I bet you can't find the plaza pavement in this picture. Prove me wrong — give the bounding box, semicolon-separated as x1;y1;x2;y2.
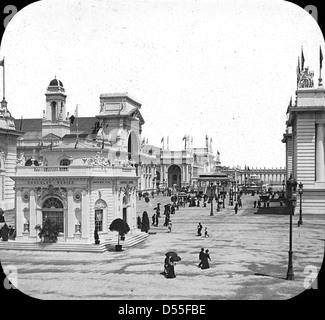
0;194;324;300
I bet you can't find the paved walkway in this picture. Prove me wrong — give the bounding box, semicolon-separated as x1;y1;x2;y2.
0;194;324;300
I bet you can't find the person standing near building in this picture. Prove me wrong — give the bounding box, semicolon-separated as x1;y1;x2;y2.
234;203;238;215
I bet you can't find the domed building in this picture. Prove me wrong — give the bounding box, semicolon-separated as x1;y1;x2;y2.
10;78;150;246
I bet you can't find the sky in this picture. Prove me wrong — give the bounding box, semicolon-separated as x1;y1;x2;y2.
0;0;324;169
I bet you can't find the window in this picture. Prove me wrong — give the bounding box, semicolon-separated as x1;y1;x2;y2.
95;209;103;232
60;159;71;166
42;197;64;233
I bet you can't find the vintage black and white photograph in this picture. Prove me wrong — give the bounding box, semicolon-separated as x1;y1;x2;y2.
0;0;324;302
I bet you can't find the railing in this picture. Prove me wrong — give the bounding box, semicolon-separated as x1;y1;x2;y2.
34;167;69;172
15;165;136;177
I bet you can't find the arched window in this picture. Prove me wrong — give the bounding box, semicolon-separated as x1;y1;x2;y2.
51;101;57;122
42;197;64;233
60;159;70;166
94;199;107;232
25;159;39;166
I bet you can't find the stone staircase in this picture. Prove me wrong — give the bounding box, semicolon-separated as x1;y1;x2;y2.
0;230;149;253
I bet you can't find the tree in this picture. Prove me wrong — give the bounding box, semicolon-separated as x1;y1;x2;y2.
109;218;130;246
35;218;60;243
141;211;150;233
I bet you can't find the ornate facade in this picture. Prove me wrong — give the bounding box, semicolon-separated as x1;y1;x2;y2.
10;80;142;243
282;56;325;214
0;97;22;210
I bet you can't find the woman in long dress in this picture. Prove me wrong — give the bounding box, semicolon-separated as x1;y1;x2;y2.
166;259;176;278
201;249;211;270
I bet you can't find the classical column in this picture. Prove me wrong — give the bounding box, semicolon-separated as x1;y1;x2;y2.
316;123;325;181
15;189;23;239
81;190;90;241
29;189;37;239
67;190;74;239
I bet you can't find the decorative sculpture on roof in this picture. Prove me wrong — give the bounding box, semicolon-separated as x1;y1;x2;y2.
132;109;140;120
16;152;26;165
87;152;110;167
298;67;314;88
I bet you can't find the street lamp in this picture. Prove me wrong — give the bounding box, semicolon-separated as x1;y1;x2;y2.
282;180;285;197
229;182;233;206
217;181;221;211
210;181;214;216
286;176;297;280
222;182;225;208
297;182;303;227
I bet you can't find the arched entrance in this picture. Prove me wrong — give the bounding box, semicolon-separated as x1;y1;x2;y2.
128;131;139;162
168;165;181;188
42;197;64;234
94;199;107;232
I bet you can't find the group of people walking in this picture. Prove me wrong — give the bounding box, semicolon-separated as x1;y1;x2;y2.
198;248;211;269
197;222;209;237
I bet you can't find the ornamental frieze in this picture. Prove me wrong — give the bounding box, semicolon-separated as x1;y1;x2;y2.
36;184;68;202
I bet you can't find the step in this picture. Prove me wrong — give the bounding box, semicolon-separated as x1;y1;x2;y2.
0;232;149;253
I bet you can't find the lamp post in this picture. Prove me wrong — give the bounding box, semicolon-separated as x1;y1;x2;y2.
282;180;285;197
297;182;303;227
217;181;221;211
210;181;214;216
222;182;225;208
286;176;297;280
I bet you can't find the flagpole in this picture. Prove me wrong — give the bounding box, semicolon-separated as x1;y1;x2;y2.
75;104;79;149
2;56;5;100
319;45;323;86
76;104;79;134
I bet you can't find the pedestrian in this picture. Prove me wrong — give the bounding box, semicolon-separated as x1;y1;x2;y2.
155;214;159;227
152;213;156;226
167;221;172;233
201;249;211;270
204;227;209;237
234;203;238;215
162;256;170;276
197;222;203;236
254;200;257;208
165;258;176;278
198;248;204;268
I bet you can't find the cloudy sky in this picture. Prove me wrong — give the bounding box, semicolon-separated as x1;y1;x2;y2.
0;0;324;169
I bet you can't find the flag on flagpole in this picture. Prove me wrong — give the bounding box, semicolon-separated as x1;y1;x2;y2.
69;106;78;124
182;135;186;141
301;47;305;71
297;57;301;86
320;46;323;70
0;59;4;67
161;137;164;143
